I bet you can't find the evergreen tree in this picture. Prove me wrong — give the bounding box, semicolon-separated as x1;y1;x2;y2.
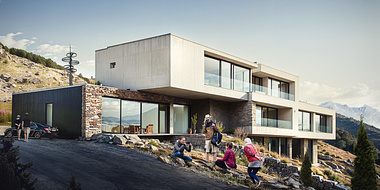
0;139;36;190
352;116;377;190
300;150;312;187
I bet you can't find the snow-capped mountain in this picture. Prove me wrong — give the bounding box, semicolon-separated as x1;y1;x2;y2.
320;101;380;129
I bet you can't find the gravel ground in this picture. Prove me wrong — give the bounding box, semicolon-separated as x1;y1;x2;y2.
12;138;247;190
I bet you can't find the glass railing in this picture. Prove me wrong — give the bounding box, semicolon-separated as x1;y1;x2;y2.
205;74;295;101
251;84;295;101
315;125;333;133
257;118;292;129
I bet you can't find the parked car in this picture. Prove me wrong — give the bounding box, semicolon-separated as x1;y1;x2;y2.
4;122;59;139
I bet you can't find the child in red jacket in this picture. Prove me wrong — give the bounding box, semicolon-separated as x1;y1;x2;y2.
244;138;264;187
215;142;236;169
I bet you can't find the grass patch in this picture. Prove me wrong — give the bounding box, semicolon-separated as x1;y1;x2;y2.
3;58;9;63
36;84;43;88
324;168;341;182
149;141;158;147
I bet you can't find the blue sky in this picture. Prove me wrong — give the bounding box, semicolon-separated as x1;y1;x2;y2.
1;0;379;110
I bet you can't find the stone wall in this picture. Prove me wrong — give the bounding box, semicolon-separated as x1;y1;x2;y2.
228;101;254;131
210;99;230;128
190;99;211;132
82;84;191;138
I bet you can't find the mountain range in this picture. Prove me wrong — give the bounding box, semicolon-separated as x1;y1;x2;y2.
320;101;380;129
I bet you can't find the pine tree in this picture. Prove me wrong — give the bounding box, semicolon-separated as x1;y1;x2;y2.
300;150;313;187
351;116;377;190
0;138;36;190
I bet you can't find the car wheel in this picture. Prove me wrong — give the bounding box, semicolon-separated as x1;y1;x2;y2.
5;131;12;138
34;132;41;139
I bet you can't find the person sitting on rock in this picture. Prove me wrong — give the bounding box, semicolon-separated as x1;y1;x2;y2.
215;142;236;169
172;136;193;162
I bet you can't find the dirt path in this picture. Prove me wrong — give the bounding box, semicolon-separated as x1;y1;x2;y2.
14;138;247;190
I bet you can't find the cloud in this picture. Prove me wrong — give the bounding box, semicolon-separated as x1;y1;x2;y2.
36;44;68;55
0;32;35;49
300;81;380;111
81;60;95;68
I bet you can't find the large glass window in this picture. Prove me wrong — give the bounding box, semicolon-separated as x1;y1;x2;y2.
221;61;232;89
159;105;167;133
102;97;121;133
234;65;249;92
173;104;189;134
204;56;250;92
269;78;290;99
299;111;311;131
280;138;288;156
256;105;278;128
204;56;220;87
142;103;159;134
316;114;328;133
121;100;141;133
269;137;279;153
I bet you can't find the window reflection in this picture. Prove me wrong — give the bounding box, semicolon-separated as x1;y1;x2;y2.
204;57;220;87
173;104;189;134
102;97;121;133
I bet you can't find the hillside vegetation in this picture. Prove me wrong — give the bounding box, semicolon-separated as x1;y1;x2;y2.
0;44;93;124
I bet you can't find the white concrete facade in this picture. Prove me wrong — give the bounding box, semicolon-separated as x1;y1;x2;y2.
96;34;336;162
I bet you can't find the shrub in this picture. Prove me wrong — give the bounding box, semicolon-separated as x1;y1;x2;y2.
330;154;336;158
216;121;225;133
149;141;158;147
323;168;340;182
234;127;247;140
2;59;8;64
324;152;330;155
0;110;11;124
322;149;326;152
336;155;343;159
68;174;81;190
0;138;37;189
223;128;235;134
300;151;313;187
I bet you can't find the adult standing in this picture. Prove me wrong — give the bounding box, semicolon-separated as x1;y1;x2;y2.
14;114;22;140
202;114;217;162
22;112;32;142
244;138;264;187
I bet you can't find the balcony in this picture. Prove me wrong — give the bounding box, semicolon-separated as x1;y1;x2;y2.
316;125;332;133
256;118;292;129
251;84;295;101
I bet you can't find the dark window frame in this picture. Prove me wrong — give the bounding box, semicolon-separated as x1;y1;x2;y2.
204;55;251;91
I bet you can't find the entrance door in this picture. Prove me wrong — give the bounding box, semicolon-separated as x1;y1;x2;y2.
46;103;53;126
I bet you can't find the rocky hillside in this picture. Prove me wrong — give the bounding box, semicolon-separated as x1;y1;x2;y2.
0;45;89;110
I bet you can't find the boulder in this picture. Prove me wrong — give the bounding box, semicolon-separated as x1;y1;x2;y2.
318;154;336;161
286;177;300;189
323;180;337;188
113;135;127;145
0;73;11;82
333;169;342;174
312;175;324;182
91;133;103;141
335;183;352;190
104;135;113;143
30;77;42;84
172;157;186;167
151;145;159;152
337;164;345;170
158;156;170;164
268;183;290;189
325;161;338;169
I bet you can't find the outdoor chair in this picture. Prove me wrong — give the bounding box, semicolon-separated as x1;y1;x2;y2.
143;124;153;134
129;125;139;134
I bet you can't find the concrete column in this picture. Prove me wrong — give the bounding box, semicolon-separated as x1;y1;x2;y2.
311;113;316;132
278;138;282;156
264;137;270;151
169;103;174;134
300;139;308;160
287;138;292;159
312;140;318;164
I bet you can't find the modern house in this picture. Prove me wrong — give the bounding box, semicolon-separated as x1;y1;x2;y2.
12;33;335;163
